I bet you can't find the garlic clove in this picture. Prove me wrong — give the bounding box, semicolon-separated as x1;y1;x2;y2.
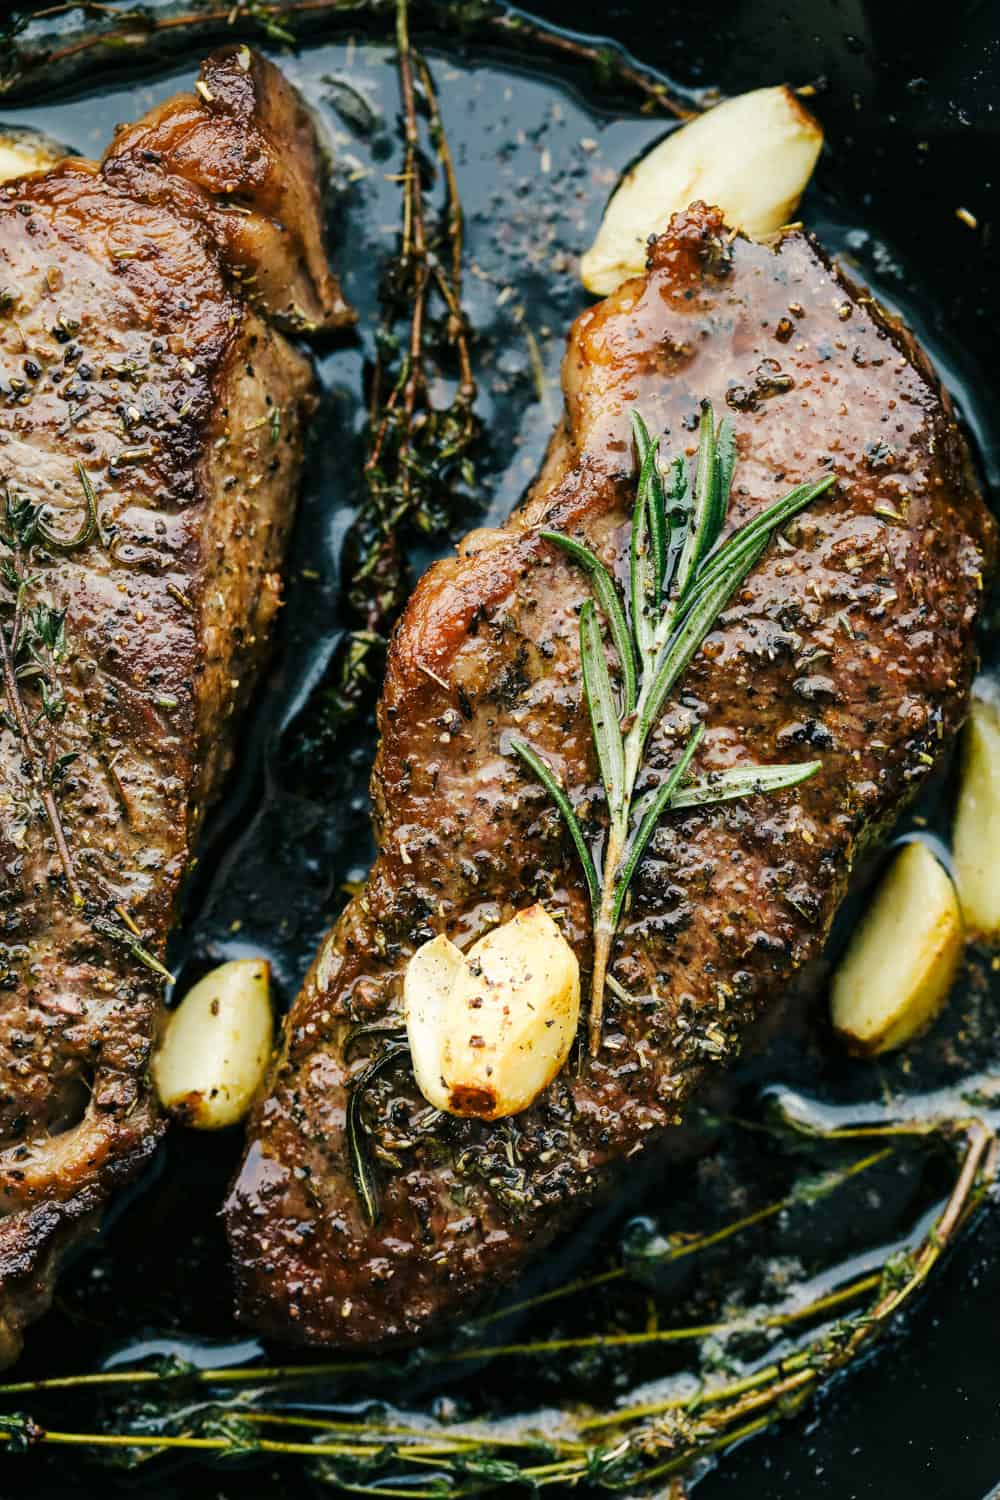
403;932;465;1115
580;85;824;296
404;906;580;1120
830;842;963;1056
0;125;69;185
953;694;1000;938
153;958;274;1128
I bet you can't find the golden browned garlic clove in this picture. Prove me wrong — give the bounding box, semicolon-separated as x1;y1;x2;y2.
404;906;580;1120
953;693;1000;938
830;841;963;1056
0;125;69;184
580;85;824;295
153;959;274;1128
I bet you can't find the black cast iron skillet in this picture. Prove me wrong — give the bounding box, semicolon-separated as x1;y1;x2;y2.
1;2;998;1496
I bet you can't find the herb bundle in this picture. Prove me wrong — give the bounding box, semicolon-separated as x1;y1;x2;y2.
0;1113;990;1495
349;0;478;634
291;0;480;768
513;405;836;1052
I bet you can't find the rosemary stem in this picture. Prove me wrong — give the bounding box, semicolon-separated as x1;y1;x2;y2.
586;597;678;1050
588;820;626;1052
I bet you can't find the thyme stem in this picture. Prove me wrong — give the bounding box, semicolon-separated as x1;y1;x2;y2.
0;1119;988;1492
472;1144;894;1330
1;4;698;122
0;620;82;907
355;0;477;632
0;487;88;907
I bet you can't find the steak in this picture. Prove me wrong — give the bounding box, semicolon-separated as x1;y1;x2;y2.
226;203;993;1349
0;46;348;1364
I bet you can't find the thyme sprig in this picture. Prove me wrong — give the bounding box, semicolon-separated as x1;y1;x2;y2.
0;1115;990;1493
0;3;699;122
350;0;477;632
0;465;99;909
291;0;479;771
513;405;836;1052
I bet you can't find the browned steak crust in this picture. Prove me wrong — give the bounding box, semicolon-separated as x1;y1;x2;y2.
226;204;994;1350
0;46;346;1364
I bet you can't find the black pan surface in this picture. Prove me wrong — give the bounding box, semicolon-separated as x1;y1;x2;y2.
0;2;997;1496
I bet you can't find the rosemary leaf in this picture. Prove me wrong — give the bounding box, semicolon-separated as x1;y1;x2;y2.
684;473;836;607
676;403;723;595
36;462;99;554
611;725;704;926
642;469;837;746
631;412;667;599
580;599;626;819
640;532;769;751
664;451;690;597
629;473;655;661
714;416;737;515
540;530;636;714
510;737;600;912
669;758;822;811
346;1042;411;1227
92;916;174;983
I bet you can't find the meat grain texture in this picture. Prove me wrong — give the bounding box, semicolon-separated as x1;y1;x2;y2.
227;204;993;1349
0;47;348;1363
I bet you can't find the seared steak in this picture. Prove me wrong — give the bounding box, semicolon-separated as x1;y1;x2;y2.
0;46;347;1364
226;203;993;1348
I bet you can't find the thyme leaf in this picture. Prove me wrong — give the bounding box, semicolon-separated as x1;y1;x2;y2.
519;403;836;1053
0;1412;40;1453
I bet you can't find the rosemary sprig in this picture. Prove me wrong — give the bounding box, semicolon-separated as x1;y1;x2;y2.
345;1031;411;1225
513;404;836;1053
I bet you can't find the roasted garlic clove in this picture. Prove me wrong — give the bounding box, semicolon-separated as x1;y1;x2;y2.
153;959;274;1128
953;694;1000;938
404;906;580;1119
0;125;69;184
831;841;963;1056
580;85;824;295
